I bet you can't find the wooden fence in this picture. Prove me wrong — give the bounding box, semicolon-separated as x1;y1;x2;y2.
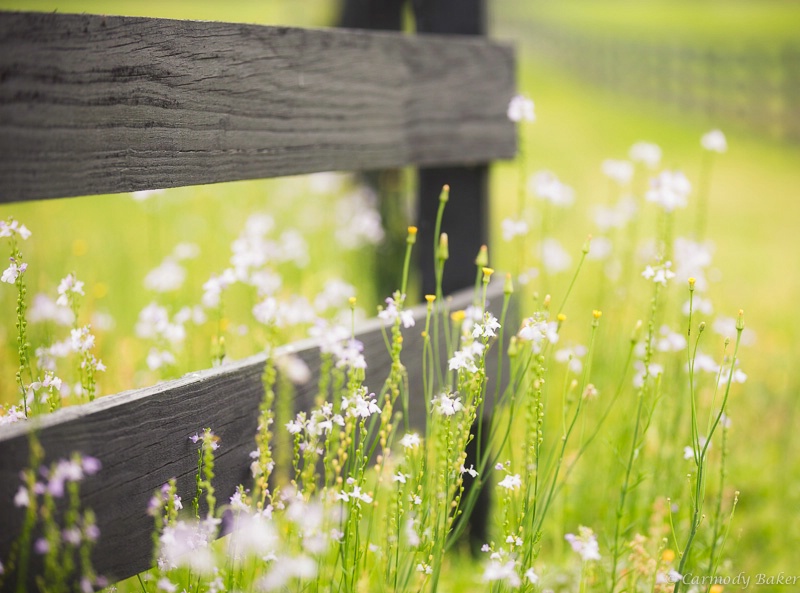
0;8;516;589
520;21;800;143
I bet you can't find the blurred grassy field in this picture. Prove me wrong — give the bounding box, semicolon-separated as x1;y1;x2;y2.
2;0;799;583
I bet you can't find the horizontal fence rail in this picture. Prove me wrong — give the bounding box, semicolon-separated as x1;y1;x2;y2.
0;11;516;203
0;281;514;587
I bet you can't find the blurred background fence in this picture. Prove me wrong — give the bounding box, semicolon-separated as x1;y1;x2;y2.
512;20;800;143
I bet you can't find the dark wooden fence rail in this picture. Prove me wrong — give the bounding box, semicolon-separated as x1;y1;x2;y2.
0;11;515;203
516;20;800;143
0;281;510;585
0;8;517;590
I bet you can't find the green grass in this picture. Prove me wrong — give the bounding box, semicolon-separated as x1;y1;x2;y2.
488;37;800;578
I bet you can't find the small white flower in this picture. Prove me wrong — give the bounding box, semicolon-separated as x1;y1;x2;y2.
524;567;539;584
399;433;421;449
460;464;478;478
498;474;522;490
629;141;662;168
144;258;186;293
501;217;529;242
646;171;691;212
642;261;676;286
393;473;408;484
448;349;479;374
56;273;85;307
14;486;29;508
565;526;601;561
1;261;26;284
378;294;415;329
433;392;464;416
701;129;727;153
541;238;572;274
602;159;634;185
507;94;535;122
0;219;32;240
472;313;501;339
529;171;575;207
482;559;520;587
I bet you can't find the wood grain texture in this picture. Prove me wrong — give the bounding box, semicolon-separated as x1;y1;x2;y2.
0;281;514;587
0;11;516;203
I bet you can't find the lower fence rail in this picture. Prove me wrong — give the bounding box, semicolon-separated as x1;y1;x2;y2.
0;280;513;589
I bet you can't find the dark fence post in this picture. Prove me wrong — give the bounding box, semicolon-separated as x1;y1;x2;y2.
339;0;492;297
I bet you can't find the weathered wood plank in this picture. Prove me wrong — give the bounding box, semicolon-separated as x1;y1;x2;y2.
0;281;512;587
0;11;516;203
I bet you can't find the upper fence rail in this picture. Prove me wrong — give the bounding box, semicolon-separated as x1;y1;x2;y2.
0;11;516;203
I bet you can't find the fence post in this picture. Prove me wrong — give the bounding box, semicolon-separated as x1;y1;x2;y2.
337;0;494;297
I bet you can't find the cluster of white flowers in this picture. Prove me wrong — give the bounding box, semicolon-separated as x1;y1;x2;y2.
334;187;385;249
540;237;572;274
448;341;485;374
1;258;26;284
529;170;575;207
378;293;415;328
646;170;691;212
629;141;662;169
565;525;601;561
601;159;634;185
594;195;637;232
28;293;75;326
507;94;535;122
335;485;373;505
144;258;187;293
518;312;559;353
399;432;422;449
432;391;464;416
472;312;501;340
656;325;687;353
252;295;316;328
701;129;727;153
501;217;529;242
135;303;190;370
498;473;522;490
56;273;84;307
642;261;676;285
673;238;714;290
341;386;381;419
0;218;32;240
632;360;664;389
554;344;588;373
286;402;345;438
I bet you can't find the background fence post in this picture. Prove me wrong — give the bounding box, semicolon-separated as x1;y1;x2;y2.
339;0;492;298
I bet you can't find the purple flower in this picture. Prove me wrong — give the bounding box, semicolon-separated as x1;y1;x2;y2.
81;456;102;475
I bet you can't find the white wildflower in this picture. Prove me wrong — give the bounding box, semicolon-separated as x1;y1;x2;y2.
433;392;464;416
501;217;529;242
529;170;575;207
541;237;572;273
565;526;601;561
602;159;634;185
399;433;421;449
629;142;662;168
507;94;535;122
498;474;522;490
646;170;691;212
483;560;520;587
701;129;727;153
